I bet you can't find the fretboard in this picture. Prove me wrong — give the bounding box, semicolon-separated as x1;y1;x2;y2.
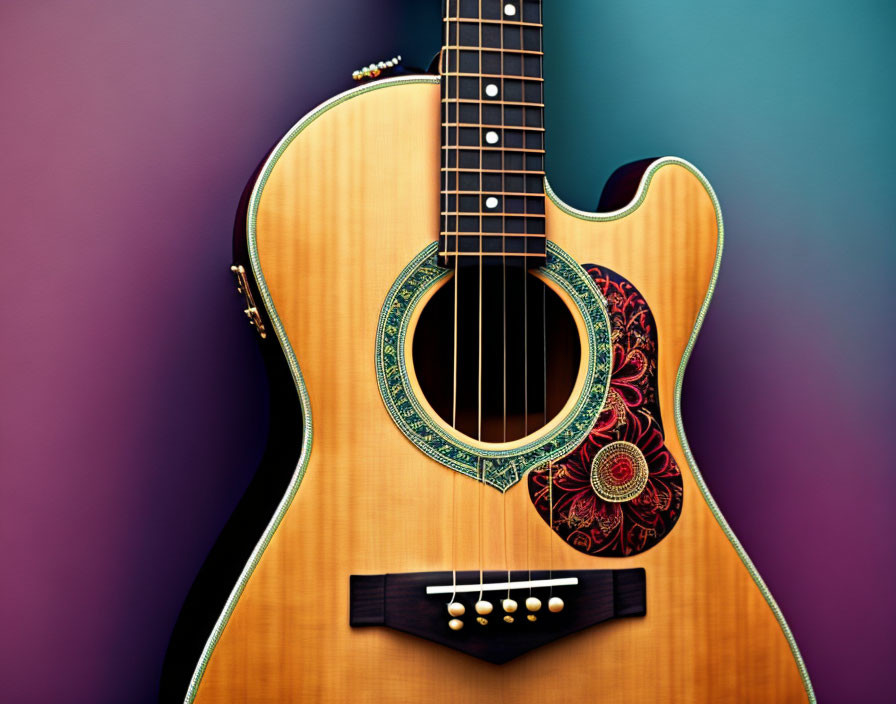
440;0;545;267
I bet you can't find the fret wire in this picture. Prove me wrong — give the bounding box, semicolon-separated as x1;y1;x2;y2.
441;168;546;174
439;232;547;240
439;251;545;257
442;70;543;82
442;123;545;132
443;45;543;56
442;17;542;28
454;190;541;196
442;146;545;153
441;212;544;217
442;98;545;107
442;72;544;82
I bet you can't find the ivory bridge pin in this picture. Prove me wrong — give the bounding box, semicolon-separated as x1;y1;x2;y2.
475;600;493;615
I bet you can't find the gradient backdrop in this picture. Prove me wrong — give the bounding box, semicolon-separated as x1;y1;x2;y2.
1;1;893;702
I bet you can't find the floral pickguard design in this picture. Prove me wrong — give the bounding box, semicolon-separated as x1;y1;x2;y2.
528;264;683;557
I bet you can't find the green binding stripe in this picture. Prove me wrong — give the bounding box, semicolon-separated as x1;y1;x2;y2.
184;75;814;703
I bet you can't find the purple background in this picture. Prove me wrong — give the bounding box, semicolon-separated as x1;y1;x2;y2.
1;2;893;702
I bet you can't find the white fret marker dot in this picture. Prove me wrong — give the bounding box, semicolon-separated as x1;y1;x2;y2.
485;83;499;98
486;197;499;209
485;131;499;144
504;3;517;16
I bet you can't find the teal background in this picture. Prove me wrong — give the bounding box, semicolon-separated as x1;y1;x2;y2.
1;1;893;702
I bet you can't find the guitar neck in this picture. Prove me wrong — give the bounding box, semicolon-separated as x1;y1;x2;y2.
439;0;546;267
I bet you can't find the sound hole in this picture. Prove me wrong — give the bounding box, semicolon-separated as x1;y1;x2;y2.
412;265;581;443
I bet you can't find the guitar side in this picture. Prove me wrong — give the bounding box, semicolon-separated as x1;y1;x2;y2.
172;78;812;703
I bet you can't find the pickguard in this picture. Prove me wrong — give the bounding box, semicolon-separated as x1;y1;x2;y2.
528;264;683;557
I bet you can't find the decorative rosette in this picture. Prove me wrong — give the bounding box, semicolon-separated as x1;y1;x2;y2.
527;264;683;557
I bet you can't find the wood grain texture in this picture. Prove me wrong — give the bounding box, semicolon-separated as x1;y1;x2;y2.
192;81;809;703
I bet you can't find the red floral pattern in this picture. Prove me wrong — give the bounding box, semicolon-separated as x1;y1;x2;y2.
528;264;683;556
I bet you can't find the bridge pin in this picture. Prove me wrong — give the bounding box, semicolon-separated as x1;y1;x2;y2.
474;600;493;615
525;596;542;612
548;596;565;613
476;616;488;626
502;598;518;613
448;618;464;631
447;601;465;617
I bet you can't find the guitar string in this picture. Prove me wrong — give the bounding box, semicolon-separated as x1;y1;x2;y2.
445;0;458;608
477;0;485;605
538;0;553;598
521;2;532;596
501;0;511;601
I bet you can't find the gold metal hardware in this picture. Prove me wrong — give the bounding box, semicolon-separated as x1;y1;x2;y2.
230;265;267;339
352;56;401;81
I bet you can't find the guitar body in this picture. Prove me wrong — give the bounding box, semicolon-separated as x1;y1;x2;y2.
177;78;811;703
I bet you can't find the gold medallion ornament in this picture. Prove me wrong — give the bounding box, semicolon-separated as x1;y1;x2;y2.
590;441;649;503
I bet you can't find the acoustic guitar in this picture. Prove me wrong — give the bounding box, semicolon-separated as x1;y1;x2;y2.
161;2;814;701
